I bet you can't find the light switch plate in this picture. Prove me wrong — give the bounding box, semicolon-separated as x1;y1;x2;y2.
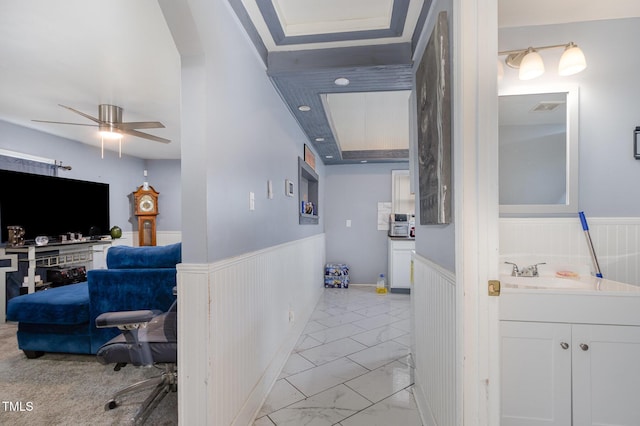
249;192;255;210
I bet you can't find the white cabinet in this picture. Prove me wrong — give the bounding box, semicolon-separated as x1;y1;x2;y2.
572;324;640;426
501;321;640;426
501;321;571;425
388;238;414;292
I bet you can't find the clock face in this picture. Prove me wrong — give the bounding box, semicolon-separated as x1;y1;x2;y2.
139;194;155;212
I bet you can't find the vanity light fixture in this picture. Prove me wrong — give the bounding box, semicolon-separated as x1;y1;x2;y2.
499;42;587;80
298;105;311;112
334;77;350;86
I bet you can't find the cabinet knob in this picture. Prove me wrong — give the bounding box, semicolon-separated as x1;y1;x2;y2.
580;343;589;351
560;342;569;350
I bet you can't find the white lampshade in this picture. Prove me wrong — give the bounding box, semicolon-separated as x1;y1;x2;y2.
99;124;123;139
519;49;544;80
558;43;587;76
99;130;123;140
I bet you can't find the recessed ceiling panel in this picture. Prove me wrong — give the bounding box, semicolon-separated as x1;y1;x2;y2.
273;0;393;36
324;91;411;152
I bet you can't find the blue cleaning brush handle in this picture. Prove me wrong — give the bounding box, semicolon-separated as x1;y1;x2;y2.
579;211;589;231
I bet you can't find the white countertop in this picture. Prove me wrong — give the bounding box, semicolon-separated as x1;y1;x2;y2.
501;274;640;295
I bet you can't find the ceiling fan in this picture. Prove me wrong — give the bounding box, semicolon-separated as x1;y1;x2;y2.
33;104;170;144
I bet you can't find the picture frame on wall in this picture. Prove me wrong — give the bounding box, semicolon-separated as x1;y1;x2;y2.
285;179;294;197
304;144;316;170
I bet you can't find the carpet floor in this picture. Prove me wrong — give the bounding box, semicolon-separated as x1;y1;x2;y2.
0;321;177;425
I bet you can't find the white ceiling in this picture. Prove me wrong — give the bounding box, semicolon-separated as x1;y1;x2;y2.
324;91;411;152
0;0;181;160
499;0;640;27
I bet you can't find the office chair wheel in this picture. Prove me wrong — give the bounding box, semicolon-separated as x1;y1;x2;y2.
105;400;118;410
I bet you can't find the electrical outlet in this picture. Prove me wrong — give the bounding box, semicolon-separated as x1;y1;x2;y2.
346;219;352;227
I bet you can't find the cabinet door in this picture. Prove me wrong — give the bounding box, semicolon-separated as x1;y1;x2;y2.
501;321;572;426
572;324;640;426
391;247;413;289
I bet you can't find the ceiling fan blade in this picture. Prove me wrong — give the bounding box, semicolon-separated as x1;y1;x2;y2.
58;104;101;123
121;129;171;144
32;119;98;127
115;121;165;130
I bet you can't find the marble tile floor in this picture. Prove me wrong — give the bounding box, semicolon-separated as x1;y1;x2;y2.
254;286;423;426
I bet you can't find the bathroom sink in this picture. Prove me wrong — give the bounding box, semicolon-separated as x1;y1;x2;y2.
501;275;594;290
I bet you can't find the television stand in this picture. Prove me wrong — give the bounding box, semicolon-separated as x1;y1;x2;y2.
3;239;112;296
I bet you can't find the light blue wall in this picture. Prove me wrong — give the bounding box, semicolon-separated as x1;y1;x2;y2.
499;18;640;217
411;0;455;272
145;159;181;231
175;0;325;263
0;120;182;233
325;163;407;284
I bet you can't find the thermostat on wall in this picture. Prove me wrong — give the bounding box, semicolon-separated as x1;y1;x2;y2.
285;179;294;197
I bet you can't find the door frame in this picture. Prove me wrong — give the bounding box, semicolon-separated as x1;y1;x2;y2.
454;0;500;423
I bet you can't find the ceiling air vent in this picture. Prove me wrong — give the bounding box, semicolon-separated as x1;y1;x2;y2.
531;101;565;112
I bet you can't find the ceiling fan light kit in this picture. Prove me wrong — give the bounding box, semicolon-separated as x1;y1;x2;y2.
499;41;587;80
33;103;170;158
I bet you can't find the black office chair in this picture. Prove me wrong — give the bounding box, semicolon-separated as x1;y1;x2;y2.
95;300;177;425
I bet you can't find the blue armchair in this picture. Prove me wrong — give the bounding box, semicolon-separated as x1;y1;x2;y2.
7;243;181;358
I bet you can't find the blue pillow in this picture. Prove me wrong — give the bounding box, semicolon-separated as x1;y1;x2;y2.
106;243;181;269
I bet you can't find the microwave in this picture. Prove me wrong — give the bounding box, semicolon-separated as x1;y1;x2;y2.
388;214;409;237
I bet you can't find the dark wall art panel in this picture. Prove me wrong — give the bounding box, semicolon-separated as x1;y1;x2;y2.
416;11;452;225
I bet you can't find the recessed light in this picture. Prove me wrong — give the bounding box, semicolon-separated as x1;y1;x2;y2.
360;160;368;163
298;105;311;112
325;155;334;159
334;77;350;86
315;137;325;142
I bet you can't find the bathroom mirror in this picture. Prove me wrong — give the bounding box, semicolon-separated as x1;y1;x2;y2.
499;86;579;214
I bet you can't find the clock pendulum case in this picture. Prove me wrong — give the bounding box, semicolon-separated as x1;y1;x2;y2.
133;185;159;246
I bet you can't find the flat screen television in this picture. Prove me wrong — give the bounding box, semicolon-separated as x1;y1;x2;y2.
0;169;110;243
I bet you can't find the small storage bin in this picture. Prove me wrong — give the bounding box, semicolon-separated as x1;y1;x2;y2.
324;263;349;288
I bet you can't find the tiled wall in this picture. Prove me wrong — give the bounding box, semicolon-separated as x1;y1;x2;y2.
412;252;458;425
500;217;640;285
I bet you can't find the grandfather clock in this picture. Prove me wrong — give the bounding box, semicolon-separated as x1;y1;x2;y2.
133;185;159;246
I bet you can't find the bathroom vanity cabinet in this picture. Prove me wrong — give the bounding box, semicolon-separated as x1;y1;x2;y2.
501;320;640;425
500;280;640;426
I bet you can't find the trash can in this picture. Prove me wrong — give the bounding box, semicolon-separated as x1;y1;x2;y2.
324;263;349;288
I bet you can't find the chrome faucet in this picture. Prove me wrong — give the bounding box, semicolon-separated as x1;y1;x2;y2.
505;262;546;277
505;261;520;276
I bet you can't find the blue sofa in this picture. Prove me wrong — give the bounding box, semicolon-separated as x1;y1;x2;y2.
7;243;181;358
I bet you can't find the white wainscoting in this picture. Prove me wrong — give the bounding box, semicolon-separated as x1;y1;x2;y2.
178;234;326;425
500;218;640;285
109;231;182;248
412;253;458;426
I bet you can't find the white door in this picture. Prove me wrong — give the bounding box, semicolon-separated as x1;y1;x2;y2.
501;321;572;426
572;324;640;426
